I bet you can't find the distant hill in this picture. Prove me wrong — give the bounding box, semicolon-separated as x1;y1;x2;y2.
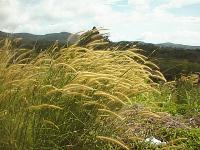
157;42;200;50
0;31;79;49
1;30;200;50
111;40;200;61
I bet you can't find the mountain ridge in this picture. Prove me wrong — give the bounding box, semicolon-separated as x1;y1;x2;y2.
156;42;200;50
0;31;77;43
1;30;200;50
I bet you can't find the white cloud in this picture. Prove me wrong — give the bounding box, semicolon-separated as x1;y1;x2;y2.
0;0;200;45
0;0;29;31
155;0;200;11
141;30;200;46
128;0;151;12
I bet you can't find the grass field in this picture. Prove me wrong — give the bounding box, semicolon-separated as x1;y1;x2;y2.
0;29;200;149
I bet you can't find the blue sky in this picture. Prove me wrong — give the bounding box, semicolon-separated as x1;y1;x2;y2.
0;0;200;45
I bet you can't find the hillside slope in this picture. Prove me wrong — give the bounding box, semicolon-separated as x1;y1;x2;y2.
0;31;79;49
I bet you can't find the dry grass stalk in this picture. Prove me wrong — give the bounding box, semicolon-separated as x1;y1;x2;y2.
28;104;63;111
96;136;129;150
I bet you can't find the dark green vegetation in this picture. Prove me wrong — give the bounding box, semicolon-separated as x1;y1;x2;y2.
0;29;200;149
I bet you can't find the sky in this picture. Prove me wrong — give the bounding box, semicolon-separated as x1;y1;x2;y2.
0;0;200;46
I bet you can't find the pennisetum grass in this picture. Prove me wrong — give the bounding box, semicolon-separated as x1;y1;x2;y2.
0;28;170;149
